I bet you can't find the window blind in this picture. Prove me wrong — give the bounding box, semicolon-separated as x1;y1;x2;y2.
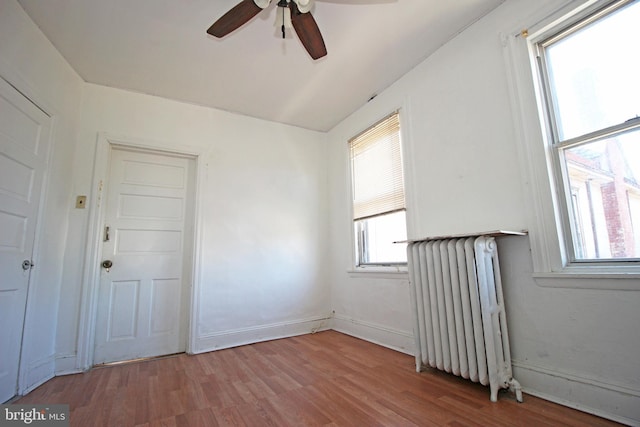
349;112;405;221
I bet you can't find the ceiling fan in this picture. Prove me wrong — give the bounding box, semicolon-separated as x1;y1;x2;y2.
207;0;327;60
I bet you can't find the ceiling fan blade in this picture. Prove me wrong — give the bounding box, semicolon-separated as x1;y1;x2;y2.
207;0;263;38
289;2;327;60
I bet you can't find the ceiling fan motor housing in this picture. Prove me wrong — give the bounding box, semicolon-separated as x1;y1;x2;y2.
255;0;313;13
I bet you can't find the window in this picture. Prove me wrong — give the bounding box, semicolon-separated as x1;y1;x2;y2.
535;0;640;264
349;112;407;267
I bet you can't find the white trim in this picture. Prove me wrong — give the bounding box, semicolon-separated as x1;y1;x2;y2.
513;359;640;398
347;268;409;279
398;100;418;240
0;57;58;116
331;314;414;355
534;272;640;290
193;316;332;354
347;103;412;271
76;133;204;370
75;135;109;370
512;359;640;425
502;23;563;275
187;156;205;355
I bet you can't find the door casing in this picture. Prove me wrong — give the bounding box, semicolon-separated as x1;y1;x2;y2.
77;133;203;370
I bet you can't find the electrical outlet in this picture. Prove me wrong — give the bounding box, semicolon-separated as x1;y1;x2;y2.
76;195;87;209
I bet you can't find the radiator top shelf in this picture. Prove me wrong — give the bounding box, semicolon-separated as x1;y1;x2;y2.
397;229;528;244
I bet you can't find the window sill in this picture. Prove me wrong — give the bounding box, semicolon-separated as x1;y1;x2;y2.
533;269;640;291
347;266;409;280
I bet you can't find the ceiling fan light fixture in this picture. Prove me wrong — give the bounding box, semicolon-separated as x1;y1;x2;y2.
294;0;314;14
253;0;271;9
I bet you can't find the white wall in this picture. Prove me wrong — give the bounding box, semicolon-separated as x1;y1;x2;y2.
327;0;640;424
5;0;640;422
55;83;330;368
0;0;84;393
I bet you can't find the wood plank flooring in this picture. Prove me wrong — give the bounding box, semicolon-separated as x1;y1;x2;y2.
16;331;622;426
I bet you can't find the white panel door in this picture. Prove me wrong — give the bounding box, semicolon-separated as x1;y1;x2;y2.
93;148;193;364
0;78;51;402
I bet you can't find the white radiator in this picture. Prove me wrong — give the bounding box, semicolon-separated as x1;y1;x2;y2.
407;235;522;402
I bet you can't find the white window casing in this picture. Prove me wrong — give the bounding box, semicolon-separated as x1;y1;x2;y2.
502;0;640;288
349;111;408;270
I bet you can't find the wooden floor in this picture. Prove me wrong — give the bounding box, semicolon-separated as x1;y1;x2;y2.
17;331;621;427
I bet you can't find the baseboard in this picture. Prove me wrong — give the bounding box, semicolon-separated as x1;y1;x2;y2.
193;316;332;354
20;354;55;395
512;360;640;426
331;314;415;356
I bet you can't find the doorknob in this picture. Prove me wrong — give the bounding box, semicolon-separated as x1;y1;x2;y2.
102;260;113;272
22;260;34;271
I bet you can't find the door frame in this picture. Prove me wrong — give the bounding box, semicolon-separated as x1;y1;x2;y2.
77;133;203;370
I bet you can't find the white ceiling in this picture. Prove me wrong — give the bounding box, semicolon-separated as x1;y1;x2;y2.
18;0;505;132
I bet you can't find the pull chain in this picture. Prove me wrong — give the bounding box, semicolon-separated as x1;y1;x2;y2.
281;6;286;39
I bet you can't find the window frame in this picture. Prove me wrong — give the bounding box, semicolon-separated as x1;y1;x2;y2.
503;0;640;286
354;210;408;268
348;111;408;271
535;0;640;266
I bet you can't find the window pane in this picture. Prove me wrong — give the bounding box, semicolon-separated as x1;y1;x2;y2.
564;127;640;259
545;1;640;141
356;211;407;264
